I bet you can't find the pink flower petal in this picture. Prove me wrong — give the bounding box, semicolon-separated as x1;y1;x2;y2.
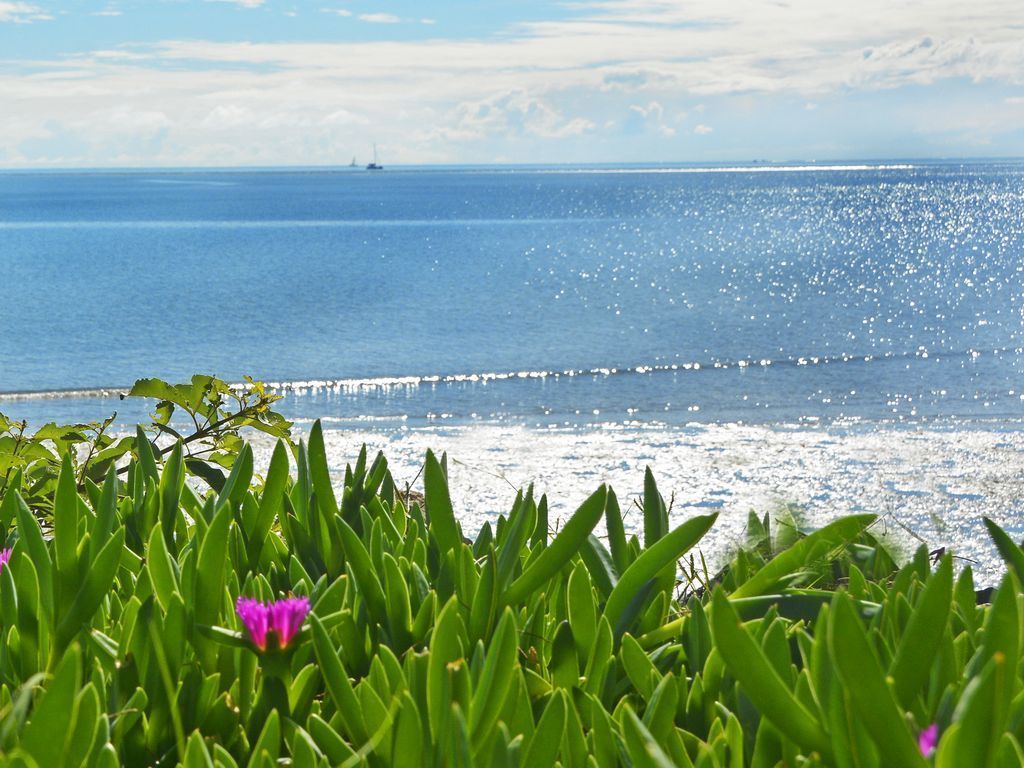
236;595;310;652
236;597;270;650
919;724;938;757
270;596;310;648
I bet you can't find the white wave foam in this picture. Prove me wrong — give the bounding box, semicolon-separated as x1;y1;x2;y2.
2;346;1012;402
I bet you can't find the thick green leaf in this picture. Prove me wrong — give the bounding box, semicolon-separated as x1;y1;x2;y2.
246;709;280;768
57;528;126;649
424;449;461;558
310;614;368;744
889;555;953;708
89;465;119;561
503;485;608;606
710;588;832;758
194;501;231;639
469;607;518;746
159;441;185;549
604;513;717;632
307;420;338;520
828;591;928;768
622;705;677;768
427;597;465;736
521;690;567;767
21;643;81;765
14;491;54;625
53;454;79;599
731;514;876;599
950;656;1008;768
337;517;389;631
983;518;1024;587
605;488;629;575
147;523;179;613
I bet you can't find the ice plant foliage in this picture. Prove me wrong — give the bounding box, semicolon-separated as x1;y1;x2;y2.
236;596;310;651
919;724;939;757
1;414;1023;766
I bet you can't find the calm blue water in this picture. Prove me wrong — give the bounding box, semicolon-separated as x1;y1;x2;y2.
2;163;1023;428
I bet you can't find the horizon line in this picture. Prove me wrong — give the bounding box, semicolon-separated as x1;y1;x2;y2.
2;155;1024;175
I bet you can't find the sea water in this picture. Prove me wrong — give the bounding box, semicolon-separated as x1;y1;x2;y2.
2;163;1023;578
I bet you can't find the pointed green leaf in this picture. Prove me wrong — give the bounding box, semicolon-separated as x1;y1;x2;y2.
711;588;832;758
424;449;460;558
604;513;717;631
503;485;608;606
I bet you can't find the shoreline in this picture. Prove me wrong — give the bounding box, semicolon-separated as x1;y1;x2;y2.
241;419;1024;586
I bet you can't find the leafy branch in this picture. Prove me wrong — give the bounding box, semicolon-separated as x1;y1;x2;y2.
0;374;292;515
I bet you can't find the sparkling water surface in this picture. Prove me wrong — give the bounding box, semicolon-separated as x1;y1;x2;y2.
2;162;1022;427
3;163;1024;576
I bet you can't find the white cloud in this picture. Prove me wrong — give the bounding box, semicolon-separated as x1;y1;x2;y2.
0;1;50;22
91;9;123;17
2;0;1024;166
693;124;713;134
321;7;351;16
209;0;266;8
359;13;400;24
628;101;676;136
420;18;436;25
437;90;595;141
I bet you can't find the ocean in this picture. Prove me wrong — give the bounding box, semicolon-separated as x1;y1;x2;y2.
2;162;1023;578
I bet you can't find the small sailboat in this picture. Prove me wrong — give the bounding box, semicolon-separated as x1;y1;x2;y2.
366;144;383;170
348;156;357;168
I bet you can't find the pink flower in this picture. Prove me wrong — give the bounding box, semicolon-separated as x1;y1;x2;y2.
236;596;310;651
0;548;11;574
919;724;938;757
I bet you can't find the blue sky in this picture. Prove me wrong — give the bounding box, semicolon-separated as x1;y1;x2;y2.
1;0;1023;167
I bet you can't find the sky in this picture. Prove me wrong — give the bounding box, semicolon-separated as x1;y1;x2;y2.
1;0;1023;167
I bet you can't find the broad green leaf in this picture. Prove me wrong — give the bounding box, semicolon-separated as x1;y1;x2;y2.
424;449;461;558
57;528;125;649
710;588;832;758
828;591;928;768
889;555;953;708
307;420;338;520
147;523;179;613
246;709;280;768
622;705;677;768
983;518;1024;587
521;690;567;767
469;608;518;746
604;513;717;632
21;643;81;766
731;514;876;599
310;614;368;744
194;499;231;664
53;454;79;599
503;485;608;606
